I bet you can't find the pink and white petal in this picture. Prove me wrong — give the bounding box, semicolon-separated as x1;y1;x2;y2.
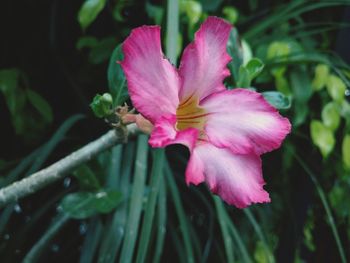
149;115;199;151
120;26;180;123
185;143;270;208
178;16;232;102
201;89;291;155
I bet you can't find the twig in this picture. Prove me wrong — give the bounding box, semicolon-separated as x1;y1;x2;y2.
0;124;139;208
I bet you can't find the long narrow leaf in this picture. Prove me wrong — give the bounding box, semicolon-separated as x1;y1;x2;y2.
136;149;165;263
22;214;70;263
98;142;135;263
214;197;234;263
80;217;103;263
106;144;122;189
119;135;149;263
152;175;167;263
165;163;195;263
244;208;274;263
293;152;347;263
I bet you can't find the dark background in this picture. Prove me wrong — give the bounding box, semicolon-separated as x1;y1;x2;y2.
1;1;349;262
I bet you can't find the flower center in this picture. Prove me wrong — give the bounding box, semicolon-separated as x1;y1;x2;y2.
176;96;207;134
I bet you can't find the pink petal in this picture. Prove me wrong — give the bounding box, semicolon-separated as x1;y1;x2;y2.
149;115;198;151
120;26;180;123
201;89;291;155
178;16;232;102
186;143;270;208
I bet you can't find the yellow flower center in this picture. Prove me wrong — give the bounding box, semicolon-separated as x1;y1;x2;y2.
176;96;207;136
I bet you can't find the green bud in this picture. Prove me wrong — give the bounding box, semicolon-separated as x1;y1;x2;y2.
90;93;114;118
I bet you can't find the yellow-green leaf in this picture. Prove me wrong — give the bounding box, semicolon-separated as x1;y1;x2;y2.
275;74;291;95
326;74;346;103
310;120;335;158
222;6;239;24
321;102;340;131
267;41;290;59
78;0;107;30
342;135;350;169
312;64;329;91
180;1;202;26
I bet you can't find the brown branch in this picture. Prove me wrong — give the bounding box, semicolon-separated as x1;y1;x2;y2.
0;124;138;208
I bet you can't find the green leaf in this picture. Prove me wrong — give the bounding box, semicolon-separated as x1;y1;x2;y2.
241;39;253;65
61;190;123;219
61;192;97;219
73;165;101;191
0;69;20;93
0;69;52;138
93;191;123;213
76;36;98;50
236;66;250;87
78;0;107;30
227;28;243;83
326;74;346;103
290;69;312;103
180;1;202;26
312;64;330;91
199;0;223;11
262;91;291;109
290;69;312;126
222;6;239;24
321;102;340;131
329;182;350;218
236;58;264;88
0;69;25;114
245;58;265;80
89;37;117;64
26;89;53;123
90;93;113;118
112;0;133;22
275;74;291;95
107;44;128;106
310;120;335;158
267;41;290;60
145;2;164;25
342;134;350;170
254;241;272;263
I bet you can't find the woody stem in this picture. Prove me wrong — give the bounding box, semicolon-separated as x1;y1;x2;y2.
0;124;138;208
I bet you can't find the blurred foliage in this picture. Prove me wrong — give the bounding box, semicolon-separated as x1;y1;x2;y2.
0;69;53;142
1;0;350;263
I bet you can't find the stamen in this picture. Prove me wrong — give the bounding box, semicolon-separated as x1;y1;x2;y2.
176;96;207;135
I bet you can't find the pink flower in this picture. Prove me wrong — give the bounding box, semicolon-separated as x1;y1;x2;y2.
120;17;291;208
